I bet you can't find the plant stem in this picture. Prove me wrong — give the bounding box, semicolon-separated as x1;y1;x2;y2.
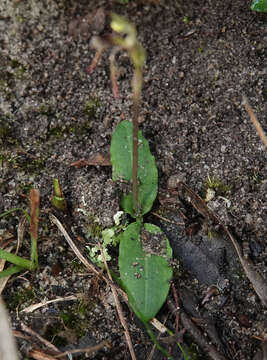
132;97;139;214
144;322;173;359
132;68;142;215
29;189;40;269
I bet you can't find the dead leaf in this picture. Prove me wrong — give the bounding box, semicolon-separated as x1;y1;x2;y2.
71;153;111;168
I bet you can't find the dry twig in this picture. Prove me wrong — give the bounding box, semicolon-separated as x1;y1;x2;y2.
21;323;61;354
54;340;111;358
98;242;136;360
21;294;81;313
242;96;267;148
49;214;128;302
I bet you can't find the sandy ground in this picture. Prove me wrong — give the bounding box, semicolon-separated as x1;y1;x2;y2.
0;0;266;359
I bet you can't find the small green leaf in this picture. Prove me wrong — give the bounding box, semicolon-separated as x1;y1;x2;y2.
110;120;158;217
119;222;172;322
251;0;267;12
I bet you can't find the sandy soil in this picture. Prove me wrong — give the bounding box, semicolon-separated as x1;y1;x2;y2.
0;0;266;359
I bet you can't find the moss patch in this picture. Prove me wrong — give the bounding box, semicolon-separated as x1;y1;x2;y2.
83;98;101;120
0;150;47;174
202;176;232;197
5;287;36;312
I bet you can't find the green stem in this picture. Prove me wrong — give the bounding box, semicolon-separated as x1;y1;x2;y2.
132;68;142;215
30;235;38;270
132;96;139;215
144;322;173;359
52;178;67;211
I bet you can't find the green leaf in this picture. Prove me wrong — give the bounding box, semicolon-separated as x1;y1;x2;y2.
0;266;24;278
110;120;158;217
251;0;267;12
0;249;33;270
119;222;172;322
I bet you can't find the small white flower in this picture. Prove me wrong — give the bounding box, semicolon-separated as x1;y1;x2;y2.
113;211;124;226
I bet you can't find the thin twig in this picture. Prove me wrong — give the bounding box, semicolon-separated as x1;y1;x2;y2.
21;323;61;354
21;294;81;313
49;214;128;301
49;214;100;276
98;242;137;360
54;340;111;358
151;211;184;225
180;309;227;360
223;227;267;307
242;96;267;148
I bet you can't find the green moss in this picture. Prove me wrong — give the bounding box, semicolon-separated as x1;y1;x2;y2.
70;260;86;272
0;119;17;146
186;341;206;359
202;176;231;197
250;171;263;184
44;322;68;348
38;104;51;115
183;16;190;23
87;219;104;240
0;125;10;142
83;98;101;120
45;98;101;140
0;150;47;175
48;119;93;139
5;287;36;311
47;126;65;138
59;301;93;338
18;182;33;193
43;300;95;349
17;156;47;173
207;227;220;240
10;60;26;78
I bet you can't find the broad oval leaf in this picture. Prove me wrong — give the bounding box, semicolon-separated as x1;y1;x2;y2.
119;222;173;323
110;120;158;217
